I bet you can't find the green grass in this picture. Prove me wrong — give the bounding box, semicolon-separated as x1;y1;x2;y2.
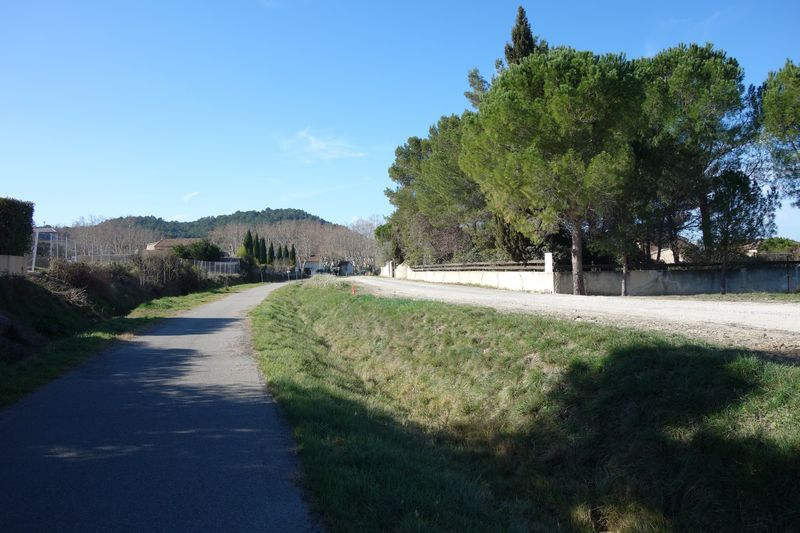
658;292;800;303
0;282;262;407
250;281;800;532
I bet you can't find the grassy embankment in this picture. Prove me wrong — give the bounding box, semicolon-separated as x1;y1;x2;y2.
0;278;261;407
666;292;800;303
251;278;800;532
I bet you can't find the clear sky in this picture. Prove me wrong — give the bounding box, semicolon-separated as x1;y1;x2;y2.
2;1;798;237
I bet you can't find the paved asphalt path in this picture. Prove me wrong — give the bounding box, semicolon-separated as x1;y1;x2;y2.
0;283;319;532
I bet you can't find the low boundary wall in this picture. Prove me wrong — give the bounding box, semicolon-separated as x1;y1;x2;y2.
391;255;555;293
555;264;800;296
383;259;800;296
0;255;26;275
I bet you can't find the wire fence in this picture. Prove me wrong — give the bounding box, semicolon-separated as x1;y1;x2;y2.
27;232;241;276
189;259;240;275
28;233;139;271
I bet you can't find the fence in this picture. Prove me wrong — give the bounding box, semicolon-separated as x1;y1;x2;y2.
26;232;241;276
28;232;138;271
189;259;240;276
387;256;800;295
409;260;546;272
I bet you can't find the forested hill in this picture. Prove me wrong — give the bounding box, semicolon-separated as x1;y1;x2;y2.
111;208;327;238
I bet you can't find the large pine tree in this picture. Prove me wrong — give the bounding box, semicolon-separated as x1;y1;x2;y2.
504;6;547;66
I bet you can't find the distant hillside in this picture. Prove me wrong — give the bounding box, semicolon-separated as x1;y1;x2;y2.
109;208;327;238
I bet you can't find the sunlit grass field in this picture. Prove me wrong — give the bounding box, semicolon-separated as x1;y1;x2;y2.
251;280;800;531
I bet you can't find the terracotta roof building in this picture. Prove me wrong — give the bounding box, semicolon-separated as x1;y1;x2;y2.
145;238;202;252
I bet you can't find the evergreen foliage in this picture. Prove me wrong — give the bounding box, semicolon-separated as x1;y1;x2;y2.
171;239;224;261
268;242;275;264
100;208;326;238
376;5;781;295
243;230;254;257
762;59;800;205
259;237;267;264
503;6;547;66
0;197;34;256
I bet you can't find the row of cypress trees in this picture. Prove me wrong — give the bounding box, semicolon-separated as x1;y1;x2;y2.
240;229;296;265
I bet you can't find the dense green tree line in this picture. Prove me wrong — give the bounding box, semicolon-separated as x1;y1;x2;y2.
377;6;798;294
237;229;296;268
106;208;326;238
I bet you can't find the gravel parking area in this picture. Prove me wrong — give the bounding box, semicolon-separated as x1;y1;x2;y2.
354;277;800;356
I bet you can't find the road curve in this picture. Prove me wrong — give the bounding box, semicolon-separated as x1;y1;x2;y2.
354;276;800;355
0;283;319;532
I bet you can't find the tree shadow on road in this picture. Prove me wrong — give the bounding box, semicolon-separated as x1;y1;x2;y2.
1;330;317;531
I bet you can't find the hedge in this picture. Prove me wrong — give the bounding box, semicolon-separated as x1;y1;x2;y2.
0;198;34;256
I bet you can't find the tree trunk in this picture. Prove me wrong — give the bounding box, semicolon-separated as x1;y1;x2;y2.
698;194;713;252
570;223;585;295
670;239;681;264
720;256;728;294
621;254;629;296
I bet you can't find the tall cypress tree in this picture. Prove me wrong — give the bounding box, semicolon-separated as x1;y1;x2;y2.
276;244;283;260
283;244;289;259
253;232;259;259
504;6;547;66
289;244;296;263
259;237;267;263
268;242;275;264
243;230;254;257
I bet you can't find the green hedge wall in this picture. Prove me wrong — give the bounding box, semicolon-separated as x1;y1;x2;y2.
0;198;34;256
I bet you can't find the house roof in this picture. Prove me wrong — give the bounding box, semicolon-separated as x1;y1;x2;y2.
145;238;202;251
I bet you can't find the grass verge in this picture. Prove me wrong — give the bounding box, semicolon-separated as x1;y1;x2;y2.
0;282;262;407
657;291;800;303
251;281;800;532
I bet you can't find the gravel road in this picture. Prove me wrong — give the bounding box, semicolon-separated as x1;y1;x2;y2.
354;277;800;355
0;283;319;532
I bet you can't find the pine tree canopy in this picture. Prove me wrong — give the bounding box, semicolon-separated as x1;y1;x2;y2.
504;6;547;66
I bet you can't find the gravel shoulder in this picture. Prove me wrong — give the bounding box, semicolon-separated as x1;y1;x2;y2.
0;282;318;532
354;276;800;355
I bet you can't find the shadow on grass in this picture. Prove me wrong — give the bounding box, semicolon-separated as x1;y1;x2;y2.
269;342;800;531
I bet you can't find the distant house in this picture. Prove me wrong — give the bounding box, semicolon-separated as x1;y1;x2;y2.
145;238;202;253
647;237;696;264
299;255;322;275
335;260;354;276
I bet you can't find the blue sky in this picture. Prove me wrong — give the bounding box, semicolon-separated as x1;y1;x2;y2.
2;1;798;237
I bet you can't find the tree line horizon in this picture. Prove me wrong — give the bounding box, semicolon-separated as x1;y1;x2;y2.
375;6;799;294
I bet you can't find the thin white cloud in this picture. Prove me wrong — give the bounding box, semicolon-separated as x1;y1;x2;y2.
280;128;366;161
181;191;200;203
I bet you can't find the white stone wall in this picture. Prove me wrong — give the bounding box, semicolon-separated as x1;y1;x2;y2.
0;255;27;275
392;262;555;293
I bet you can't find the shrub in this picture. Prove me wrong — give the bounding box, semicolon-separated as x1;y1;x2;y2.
758;237;800;253
0;198;34;256
172;239;224;261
